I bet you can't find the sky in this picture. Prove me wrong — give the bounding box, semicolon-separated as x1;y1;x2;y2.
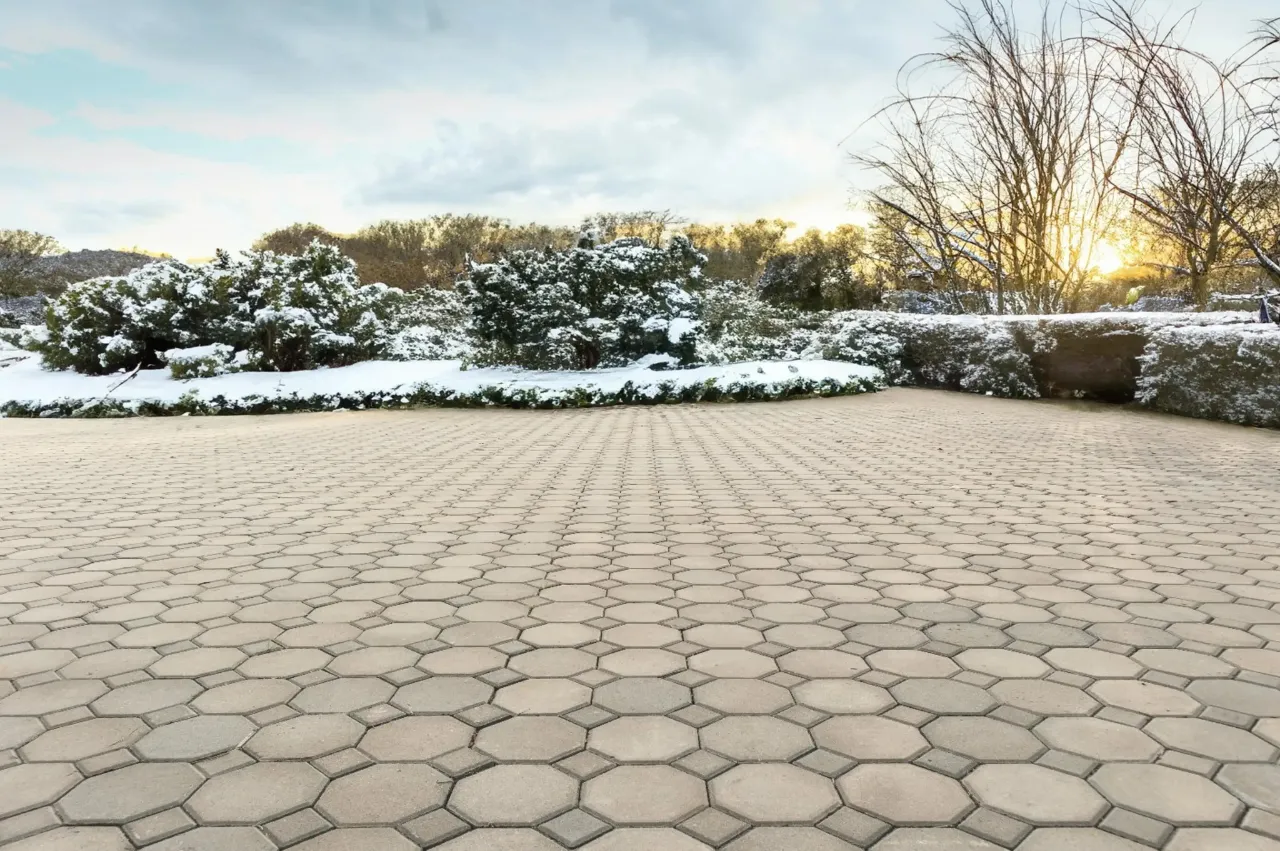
0;0;1274;259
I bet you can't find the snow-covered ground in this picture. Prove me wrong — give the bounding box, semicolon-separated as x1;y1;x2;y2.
0;350;883;415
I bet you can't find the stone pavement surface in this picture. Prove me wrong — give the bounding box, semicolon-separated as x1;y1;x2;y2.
1;389;1279;851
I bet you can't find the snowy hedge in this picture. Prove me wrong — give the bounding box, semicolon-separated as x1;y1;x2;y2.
1137;325;1280;429
35;242;406;375
459;235;703;370
0;354;883;417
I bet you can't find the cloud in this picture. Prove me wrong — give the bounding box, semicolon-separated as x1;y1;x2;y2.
0;0;1273;256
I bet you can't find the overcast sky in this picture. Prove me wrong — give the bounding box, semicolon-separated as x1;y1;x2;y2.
0;0;1273;258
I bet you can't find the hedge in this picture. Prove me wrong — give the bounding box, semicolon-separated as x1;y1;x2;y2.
1137;325;1280;429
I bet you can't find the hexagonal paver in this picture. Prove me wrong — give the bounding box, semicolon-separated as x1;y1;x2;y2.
1216;764;1280;813
316;763;450;824
965;764;1107;825
868;650;959;678
1166;830;1280;851
1187;679;1280;717
989;680;1099;716
246;713;365;760
813;716;928;760
394;677;494;713
582;766;707;825
694;679;793;715
793;679;894;714
20;718;147;762
431;829;562;850
148;647;247;678
293;677;396;712
1045;648;1142;678
870;828;1004;850
237;648;331;678
449;765;577;826
689;650;777;678
1034;717;1161;761
924;716;1045;761
191;679;297;714
476;716;585;762
0;762;81;818
1089;680;1201;716
700;716;813;761
955;648;1050;678
724;827;860;851
58;763;203;824
594;678;691;715
891;678;995;715
1146;718;1280;762
186;762;326;824
0;680;107;715
838;764;973;825
584;828;715;850
588;716;699;762
778;650;869;678
494;678;590;715
133;715;254;761
5;828;133;851
1018;829;1149;850
291;828;419;851
711;764;839;824
359;716;473;761
1091;764;1244;825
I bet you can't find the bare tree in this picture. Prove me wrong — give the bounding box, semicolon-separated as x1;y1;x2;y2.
1095;3;1277;304
0;230;64;302
857;0;1129;314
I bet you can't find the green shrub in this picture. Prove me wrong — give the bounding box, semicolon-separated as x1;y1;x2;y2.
459;234;704;370
36;241;406;375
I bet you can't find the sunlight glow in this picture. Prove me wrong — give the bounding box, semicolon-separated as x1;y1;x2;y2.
1092;240;1125;275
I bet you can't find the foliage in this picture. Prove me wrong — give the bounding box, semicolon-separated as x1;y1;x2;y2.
162;344;242;379
255;216;579;291
384;287;471;361
36;241;406;375
459;234;705;370
757;225;880;311
1137;324;1280;428
0;230;64;300
683;219;793;286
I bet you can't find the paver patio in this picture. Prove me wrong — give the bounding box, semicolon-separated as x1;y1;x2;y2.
1;388;1279;851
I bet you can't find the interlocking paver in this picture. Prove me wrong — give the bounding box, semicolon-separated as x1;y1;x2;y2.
57;763;202;824
965;764;1107;825
1091;764;1244;825
449;765;577;826
3;393;1279;849
316;763;450;824
588;716;698;762
711;764;839;823
582;766;707;825
185;762;326;824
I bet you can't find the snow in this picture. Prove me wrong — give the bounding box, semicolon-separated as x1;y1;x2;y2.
163;344;232;362
0;351;882;412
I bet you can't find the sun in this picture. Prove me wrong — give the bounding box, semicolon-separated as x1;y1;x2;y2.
1092;240;1126;275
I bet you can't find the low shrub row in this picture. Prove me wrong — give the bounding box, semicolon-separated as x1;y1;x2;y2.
1137;325;1280;429
0;367;883;418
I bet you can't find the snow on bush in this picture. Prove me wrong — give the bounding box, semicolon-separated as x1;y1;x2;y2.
0;352;883;418
162;344;245;379
384;288;471;361
459;235;703;370
1137;324;1280;429
35;241;407;376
